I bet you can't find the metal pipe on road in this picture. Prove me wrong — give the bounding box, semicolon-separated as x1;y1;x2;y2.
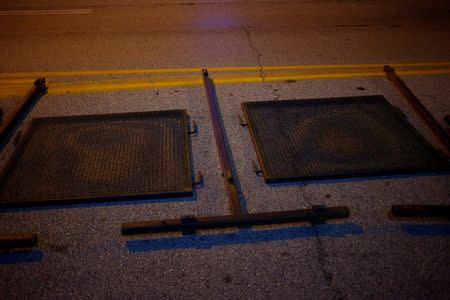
202;69;242;216
384;65;450;152
392;205;450;218
0;233;38;249
122;206;350;235
0;77;47;152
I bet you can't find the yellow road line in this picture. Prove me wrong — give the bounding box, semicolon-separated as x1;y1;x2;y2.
0;68;448;97
1;62;449;78
0;79;35;84
49;79;203;94
2;68;449;87
48;68;450;95
210;62;450;72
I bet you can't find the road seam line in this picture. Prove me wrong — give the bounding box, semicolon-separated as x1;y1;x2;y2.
0;9;93;16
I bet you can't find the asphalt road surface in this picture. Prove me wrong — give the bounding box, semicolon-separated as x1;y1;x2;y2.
0;1;449;299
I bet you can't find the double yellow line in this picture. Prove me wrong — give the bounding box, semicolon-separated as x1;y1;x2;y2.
0;62;449;97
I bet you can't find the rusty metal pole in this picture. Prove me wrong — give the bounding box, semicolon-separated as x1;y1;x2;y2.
0;77;47;151
392;205;450;218
122;206;350;235
0;233;38;249
202;69;242;216
383;66;450;151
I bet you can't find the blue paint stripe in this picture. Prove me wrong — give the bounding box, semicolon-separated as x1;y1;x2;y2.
127;223;364;252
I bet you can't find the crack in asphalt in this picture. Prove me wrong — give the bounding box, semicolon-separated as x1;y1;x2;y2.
241;25;280;100
313;231;345;299
303;191;345;299
241;25;265;81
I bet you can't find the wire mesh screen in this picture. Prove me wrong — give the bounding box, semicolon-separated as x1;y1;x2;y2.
242;96;449;182
0;110;193;206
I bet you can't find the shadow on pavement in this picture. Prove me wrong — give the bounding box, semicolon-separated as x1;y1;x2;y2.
0;195;196;213
0;250;43;264
127;222;364;252
401;224;450;236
